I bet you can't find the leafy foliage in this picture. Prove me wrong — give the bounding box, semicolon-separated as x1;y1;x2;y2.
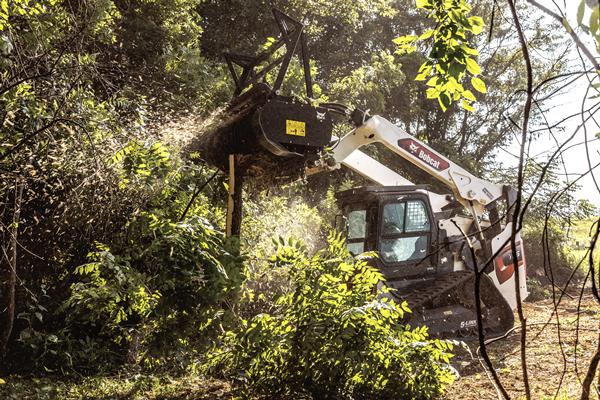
330;50;406;114
0;0;57;31
394;0;486;112
577;0;600;50
209;233;455;399
0;0;236;369
56;211;245;371
112;141;172;188
239;193;327;318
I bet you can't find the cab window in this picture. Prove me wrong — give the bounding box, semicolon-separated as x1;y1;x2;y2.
379;200;430;263
346;209;367;255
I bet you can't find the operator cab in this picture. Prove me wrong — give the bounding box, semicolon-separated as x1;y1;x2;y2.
336;186;442;282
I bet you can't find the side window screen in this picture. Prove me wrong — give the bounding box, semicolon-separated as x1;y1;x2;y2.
348;210;366;239
382;203;405;235
405;200;430;232
347;242;365;255
379;199;430;264
346;209;367;255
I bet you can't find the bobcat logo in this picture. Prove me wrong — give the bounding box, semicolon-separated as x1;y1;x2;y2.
397;139;450;171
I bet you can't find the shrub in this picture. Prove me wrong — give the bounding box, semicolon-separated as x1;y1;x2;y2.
522;218;584;297
25;213;245;371
208;233;455;399
239;194;327;318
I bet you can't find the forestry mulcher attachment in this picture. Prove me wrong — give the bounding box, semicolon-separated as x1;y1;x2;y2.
193;8;528;336
188;8;334;183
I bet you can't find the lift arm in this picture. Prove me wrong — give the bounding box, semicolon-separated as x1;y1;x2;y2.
331;114;509;215
336;149;452;212
327;114;527;309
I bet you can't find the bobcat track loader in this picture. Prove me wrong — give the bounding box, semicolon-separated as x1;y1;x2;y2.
192;8;528;336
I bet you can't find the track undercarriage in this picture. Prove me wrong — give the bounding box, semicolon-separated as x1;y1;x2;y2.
389;271;514;337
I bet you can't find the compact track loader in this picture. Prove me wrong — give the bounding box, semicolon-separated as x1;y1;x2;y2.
192;8;528;336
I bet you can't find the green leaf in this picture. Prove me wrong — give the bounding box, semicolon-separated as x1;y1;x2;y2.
419;29;434;40
468;16;485;35
415;72;428;81
425;76;438;87
461;45;479;56
426;87;438;99
590;7;599;34
461;100;475;112
438;92;450;111
416;0;430;8
471;77;487;93
392;35;417;45
471;24;483;35
577;0;586;26
465;58;481;75
0;378;5;384
462;89;476;101
448;61;465;79
562;18;573;33
469;16;484;27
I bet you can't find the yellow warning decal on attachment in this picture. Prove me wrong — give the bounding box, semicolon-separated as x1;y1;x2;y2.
286;119;306;137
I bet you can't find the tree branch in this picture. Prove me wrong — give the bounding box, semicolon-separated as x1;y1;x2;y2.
525;0;600;70
506;0;533;398
0;180;23;357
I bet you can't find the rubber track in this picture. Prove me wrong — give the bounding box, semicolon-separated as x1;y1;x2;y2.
394;270;475;311
392;270;514;336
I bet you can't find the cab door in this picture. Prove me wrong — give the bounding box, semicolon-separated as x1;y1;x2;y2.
377;196;435;278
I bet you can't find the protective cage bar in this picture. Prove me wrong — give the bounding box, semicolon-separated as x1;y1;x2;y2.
223;8;313;98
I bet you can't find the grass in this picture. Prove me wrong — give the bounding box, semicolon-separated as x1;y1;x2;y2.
0;373;237;400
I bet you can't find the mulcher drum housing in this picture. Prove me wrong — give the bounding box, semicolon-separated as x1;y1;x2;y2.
188;83;333;182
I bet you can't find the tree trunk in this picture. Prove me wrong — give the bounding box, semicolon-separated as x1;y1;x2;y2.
0;181;23;357
581;331;600;400
226;154;244;238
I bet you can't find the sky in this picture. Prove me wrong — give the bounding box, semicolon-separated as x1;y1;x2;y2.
500;0;600;209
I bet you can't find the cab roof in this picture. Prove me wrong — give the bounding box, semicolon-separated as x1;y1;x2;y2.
335;185;430;204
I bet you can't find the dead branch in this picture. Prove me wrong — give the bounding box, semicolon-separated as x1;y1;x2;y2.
506;0;533;397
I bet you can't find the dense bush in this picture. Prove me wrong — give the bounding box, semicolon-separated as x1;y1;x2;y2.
58;212;244;371
208;234;455;399
0;0;234;373
238;192;330;318
0;128;245;373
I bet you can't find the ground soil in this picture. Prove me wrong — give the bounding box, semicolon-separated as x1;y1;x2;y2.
445;291;599;400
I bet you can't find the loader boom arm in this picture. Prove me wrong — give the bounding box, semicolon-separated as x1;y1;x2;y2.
331;115;506;214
